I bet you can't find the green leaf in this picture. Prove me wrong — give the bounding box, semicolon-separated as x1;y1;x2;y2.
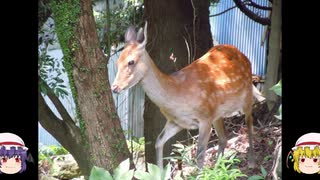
264;155;272;162
147;163;161;179
161;163;171;180
173;171;183;180
116;169;134;180
55;78;64;83
269;80;281;96
134;170;153;179
55;87;68;97
274;104;282;120
172;143;184;149
40;84;48;95
260;166;267;177
113;158;130;179
138;137;145;144
58;84;67;88
89;166;113;180
248;175;264;180
163;156;183;160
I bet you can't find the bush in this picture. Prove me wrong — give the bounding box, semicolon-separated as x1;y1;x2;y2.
39;145;69;161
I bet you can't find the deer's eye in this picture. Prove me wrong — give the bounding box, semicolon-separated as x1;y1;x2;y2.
128;60;135;66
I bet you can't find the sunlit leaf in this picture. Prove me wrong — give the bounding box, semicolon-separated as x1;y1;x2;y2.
89;166;113;180
269;80;281;96
113;158;130;179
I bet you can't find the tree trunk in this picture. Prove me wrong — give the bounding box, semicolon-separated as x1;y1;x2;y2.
46;0;130;175
264;0;282;110
144;0;213;165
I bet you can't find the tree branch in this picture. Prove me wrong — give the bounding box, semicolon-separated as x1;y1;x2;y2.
39;77;77;129
209;6;238;17
39;89;90;174
246;0;272;10
38;83;81;140
233;0;271;25
38;89;66;138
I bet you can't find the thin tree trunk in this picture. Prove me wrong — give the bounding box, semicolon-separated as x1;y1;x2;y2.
144;0;213;165
264;0;281;110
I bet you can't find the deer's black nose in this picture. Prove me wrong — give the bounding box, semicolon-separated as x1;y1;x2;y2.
111;84;120;94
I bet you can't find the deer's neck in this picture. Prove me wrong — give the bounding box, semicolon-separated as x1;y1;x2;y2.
140;53;178;109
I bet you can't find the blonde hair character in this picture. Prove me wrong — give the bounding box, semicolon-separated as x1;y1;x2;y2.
289;132;320;174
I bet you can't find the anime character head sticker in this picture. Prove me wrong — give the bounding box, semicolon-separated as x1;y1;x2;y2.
287;132;320;174
0;132;28;174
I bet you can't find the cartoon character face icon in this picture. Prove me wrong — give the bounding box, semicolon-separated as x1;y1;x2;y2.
288;132;320;174
0;132;28;174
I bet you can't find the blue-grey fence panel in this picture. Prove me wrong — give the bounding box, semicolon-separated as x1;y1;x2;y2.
210;0;269;77
39;123;61;147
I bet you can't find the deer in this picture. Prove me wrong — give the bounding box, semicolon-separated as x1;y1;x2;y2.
111;22;256;170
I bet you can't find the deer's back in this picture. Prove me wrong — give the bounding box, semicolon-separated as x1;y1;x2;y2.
170;44;253;119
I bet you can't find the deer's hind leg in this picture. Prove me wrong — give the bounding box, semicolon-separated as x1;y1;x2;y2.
243;95;255;168
197;120;212;168
213;117;228;158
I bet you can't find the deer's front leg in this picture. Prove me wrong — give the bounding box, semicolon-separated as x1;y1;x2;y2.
197;121;212;168
155;121;182;170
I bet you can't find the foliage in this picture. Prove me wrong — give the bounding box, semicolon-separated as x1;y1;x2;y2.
38;26;68;98
88;157;182;180
269;80;281;97
89;166;113;180
270;80;282;120
93;0;144;54
210;0;220;6
188;153;246;180
165;142;197;167
89;158;134;180
248;166;268;180
166;143;246;180
88;141;245;180
134;163;173;180
127;136;145;153
39;145;69;161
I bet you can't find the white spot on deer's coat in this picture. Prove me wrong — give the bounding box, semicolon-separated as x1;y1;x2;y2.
200;91;207;98
215;78;231;85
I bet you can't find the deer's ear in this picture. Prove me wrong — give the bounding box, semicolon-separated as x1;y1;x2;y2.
138;22;148;49
137;27;144;43
125;26;137;43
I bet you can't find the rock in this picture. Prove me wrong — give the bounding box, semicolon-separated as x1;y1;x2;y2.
51;154;81;179
40;174;59;180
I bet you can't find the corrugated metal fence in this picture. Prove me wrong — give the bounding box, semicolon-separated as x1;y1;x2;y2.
39;0;268;146
210;0;269;77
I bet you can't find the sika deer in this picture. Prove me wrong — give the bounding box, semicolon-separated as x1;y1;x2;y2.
111;22;255;169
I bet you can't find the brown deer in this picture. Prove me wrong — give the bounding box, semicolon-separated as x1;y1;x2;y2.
111;22;256;169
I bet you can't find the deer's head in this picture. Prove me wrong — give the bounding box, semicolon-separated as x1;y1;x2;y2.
111;22;148;94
